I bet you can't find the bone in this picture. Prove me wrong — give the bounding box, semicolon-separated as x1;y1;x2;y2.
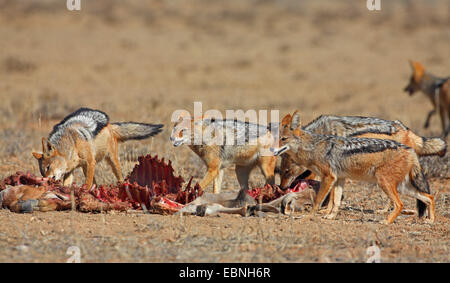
195;203;248;217
178;190;253;216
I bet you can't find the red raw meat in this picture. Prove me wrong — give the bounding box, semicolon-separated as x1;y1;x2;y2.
0;155;319;214
246;179;320;203
118;155;203;213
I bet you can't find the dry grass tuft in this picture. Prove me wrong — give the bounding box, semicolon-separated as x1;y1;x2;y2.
3;56;36;73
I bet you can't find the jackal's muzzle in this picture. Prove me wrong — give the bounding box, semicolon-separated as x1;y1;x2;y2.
271;145;289;156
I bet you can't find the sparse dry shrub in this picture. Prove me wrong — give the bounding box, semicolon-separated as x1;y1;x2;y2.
119;143;151;162
0;89;75;124
0;0;62;19
0;128;32;158
3;56;36;73
311;2;362;28
87;0;122;24
33;89;75;121
402;0;450;31
217;9;256;26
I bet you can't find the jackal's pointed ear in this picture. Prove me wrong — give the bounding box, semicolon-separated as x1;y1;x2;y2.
32;152;43;160
291;110;301;130
41;137;55;153
171;110;191;125
281;114;292;126
409;60;425;82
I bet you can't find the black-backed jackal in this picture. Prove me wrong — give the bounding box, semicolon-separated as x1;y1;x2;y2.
272;115;435;224
279;111;446;190
32;108;163;188
170;113;277;194
404;60;449;137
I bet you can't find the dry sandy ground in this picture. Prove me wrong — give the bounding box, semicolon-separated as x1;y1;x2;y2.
0;178;448;263
0;0;449;262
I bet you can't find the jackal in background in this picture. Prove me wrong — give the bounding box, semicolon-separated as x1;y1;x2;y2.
404;60;449;137
32;108;163;188
273;116;435;224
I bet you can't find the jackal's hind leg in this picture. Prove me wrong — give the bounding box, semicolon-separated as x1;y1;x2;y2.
377;180;403;224
416;192;435;223
375;185;392;213
235;165;253;190
402;183;436;224
106;155;123;183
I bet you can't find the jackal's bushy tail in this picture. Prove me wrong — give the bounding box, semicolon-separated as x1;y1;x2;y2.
419;137;447;157
111;122;163;142
409;158;430;218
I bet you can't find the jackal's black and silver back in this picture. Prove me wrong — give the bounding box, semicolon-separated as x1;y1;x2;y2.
303;115;405;137
202;118;277;145
48;108;109;145
301;132;411;173
324;135;409;157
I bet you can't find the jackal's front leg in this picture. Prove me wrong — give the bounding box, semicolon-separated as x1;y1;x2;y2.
438;105;449;138
83;160;97;189
212;169;224;194
258;155;276;186
199;166;220;193
235;165;253;190
423;109;436;129
63;173;74;186
313;174;337;213
324;179;344;220
325;187;335;215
